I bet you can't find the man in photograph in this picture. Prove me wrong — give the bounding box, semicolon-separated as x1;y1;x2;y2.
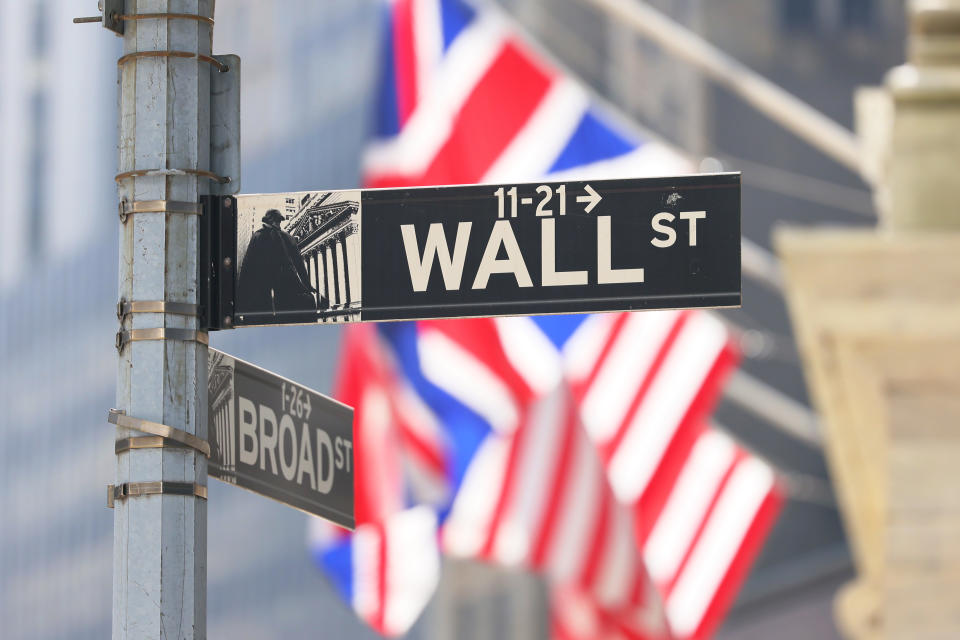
238;209;322;317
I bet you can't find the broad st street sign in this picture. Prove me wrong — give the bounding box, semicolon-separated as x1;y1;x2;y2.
207;348;355;529
200;174;740;329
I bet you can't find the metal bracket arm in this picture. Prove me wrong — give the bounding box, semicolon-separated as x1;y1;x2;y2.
108;409;211;457
74;5;213;34
72;0;124;34
107;482;208;508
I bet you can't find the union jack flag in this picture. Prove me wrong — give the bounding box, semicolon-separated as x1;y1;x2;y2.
363;0;690;189
309;1;783;638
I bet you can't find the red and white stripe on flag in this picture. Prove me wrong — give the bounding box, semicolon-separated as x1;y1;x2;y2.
558;310;740;543
352;506;442;636
648;430;783;639
323;327;446;637
334;324;408;526
425;313;782;639
439;382;672;639
551;584;671;640
335;324;448;526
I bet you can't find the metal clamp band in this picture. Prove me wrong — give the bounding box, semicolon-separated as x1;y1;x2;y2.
117;50;229;72
118;199;202;222
114;168;230;185
108;409;211;457
107;482;208;508
116;328;209;352
119;13;214;26
117;300;200;320
115;436;193;454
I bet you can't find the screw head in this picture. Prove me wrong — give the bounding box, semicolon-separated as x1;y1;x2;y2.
223;315;232;327
224;197;233;208
223;256;232;268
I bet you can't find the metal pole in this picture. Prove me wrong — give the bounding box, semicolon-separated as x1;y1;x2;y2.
577;0;866;179
113;1;213;637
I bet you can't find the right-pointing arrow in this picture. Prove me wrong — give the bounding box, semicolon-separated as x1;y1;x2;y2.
576;184;602;214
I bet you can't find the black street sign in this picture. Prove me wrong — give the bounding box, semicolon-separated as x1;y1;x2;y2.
207;348;354;529
201;174;740;328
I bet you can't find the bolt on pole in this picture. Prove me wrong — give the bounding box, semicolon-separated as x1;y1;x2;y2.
113;1;214;637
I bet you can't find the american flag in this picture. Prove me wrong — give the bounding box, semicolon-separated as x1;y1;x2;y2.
309;1;783;638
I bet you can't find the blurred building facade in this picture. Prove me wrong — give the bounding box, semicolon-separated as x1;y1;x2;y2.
0;1;905;639
0;2;388;638
496;1;904;637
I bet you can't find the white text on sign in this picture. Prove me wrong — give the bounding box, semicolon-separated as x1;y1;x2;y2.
494;183;603;217
400;184;707;292
236;396;352;495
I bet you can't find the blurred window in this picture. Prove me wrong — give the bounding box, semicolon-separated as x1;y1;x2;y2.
841;0;874;30
779;0;817;32
780;0;875;33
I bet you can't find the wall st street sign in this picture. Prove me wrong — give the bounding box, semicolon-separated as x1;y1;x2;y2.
207;348;355;529
201;174;740;328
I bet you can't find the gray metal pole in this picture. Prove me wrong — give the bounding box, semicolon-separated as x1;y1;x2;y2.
113;1;214;637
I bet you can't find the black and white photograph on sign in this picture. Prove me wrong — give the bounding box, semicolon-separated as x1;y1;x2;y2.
208;349;238;485
236;190;362;325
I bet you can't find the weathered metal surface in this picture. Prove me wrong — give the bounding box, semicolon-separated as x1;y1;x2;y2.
113;1;213;637
209;54;240;195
